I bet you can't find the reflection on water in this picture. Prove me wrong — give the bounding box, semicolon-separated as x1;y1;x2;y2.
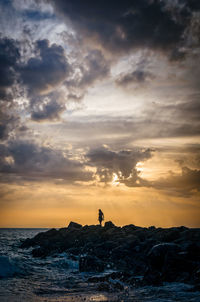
89;294;111;301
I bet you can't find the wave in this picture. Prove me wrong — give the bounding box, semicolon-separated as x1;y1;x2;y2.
49;252;79;270
0;255;23;278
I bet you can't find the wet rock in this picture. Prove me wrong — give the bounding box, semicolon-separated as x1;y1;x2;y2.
112;281;124;291
87;276;109;283
67;247;81;255
79;255;105;272
186;243;200;261
97;282;110;292
144;242;198;284
143;269;163;286
148;243;181;270
32;247;50;258
20;238;34;248
96;280;124;292
20;222;200;287
107;271;132;282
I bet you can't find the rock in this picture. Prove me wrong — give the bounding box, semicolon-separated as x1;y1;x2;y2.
67;247;81;255
20;222;200;288
122;224;138;233
194;268;200;284
186;243;200;261
148;226;156;230
20;238;34;248
87;276;109;283
97;282;110;292
145;242;197;283
109;271;132;282
143;269;162;286
104;221;115;229
68;221;82;229
79;255;105;272
148;243;181;270
97;281;123;292
92;242;114;259
112;281;124;291
32;247;49;258
110;244;130;258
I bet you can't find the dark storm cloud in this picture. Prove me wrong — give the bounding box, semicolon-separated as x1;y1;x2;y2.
187;0;200;10
19;39;110;121
0;140;93;183
0;36;20;100
116;69;155;86
0;110;19;140
31;99;66;121
65;49;110;89
78;49;110;88
0;36;23;140
20;39;70;95
86;146;152;185
152;166;200;197
0;29;111;124
51;0;197;58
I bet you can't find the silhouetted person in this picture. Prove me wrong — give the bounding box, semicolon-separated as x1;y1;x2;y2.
98;209;104;226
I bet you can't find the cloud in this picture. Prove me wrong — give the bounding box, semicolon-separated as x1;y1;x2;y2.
0;30;111;124
0;109;20;140
78;49;110;87
51;0;198;58
65;49;110;90
151;166;200;197
20;39;70;95
0;36;20;101
86;146;152;185
0;36;23;140
143;97;200;138
18;39;110;121
0;140;93;183
116;69;155;86
31;99;66;121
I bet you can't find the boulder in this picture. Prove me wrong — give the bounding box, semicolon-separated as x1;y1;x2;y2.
67;221;82;229
97;282;110;292
148;243;181;270
79;255;105;272
143;269;162;286
104;221;115;229
145;242;196;283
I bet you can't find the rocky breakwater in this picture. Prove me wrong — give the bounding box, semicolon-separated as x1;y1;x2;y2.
20;221;200;291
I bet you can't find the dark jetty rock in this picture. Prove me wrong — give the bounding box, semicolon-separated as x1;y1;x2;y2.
20;222;200;288
79;255;105;272
68;221;82;229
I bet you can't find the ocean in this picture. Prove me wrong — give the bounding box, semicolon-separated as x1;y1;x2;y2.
0;228;199;302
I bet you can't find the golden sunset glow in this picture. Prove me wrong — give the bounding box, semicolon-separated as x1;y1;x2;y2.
0;0;200;228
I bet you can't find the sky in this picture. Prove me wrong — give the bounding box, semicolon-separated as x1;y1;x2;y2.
0;0;200;228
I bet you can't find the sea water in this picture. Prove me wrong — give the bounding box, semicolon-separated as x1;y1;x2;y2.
0;229;199;302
